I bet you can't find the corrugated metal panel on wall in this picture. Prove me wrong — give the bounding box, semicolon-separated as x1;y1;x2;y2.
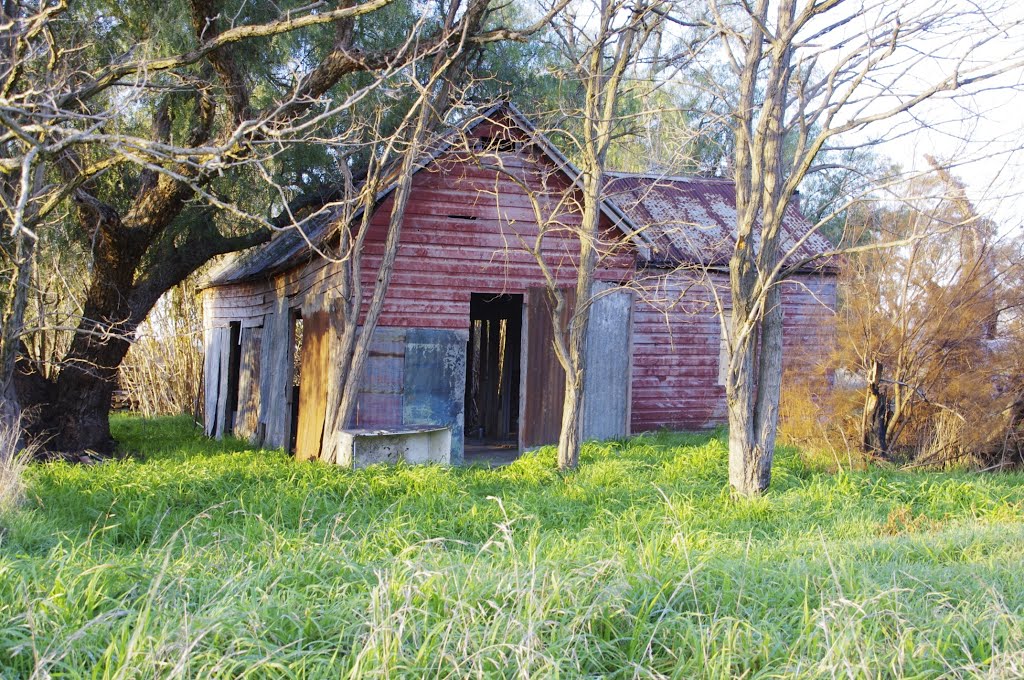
522;287;574;448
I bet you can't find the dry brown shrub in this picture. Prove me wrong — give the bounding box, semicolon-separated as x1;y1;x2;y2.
813;164;1024;470
778;367;869;471
120;278;204;418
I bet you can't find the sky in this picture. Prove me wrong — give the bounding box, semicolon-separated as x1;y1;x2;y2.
876;81;1024;233
815;0;1024;234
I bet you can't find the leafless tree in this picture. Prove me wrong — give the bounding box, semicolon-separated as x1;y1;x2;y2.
502;0;673;470
681;0;1024;496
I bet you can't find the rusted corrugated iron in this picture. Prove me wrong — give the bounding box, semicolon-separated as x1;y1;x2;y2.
604;172;836;271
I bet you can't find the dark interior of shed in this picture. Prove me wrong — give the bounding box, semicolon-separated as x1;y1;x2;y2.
464;293;523;458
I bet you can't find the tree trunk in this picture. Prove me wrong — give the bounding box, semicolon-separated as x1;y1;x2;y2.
751;286;785;488
861;360;890;456
725;278;785;497
0;233;33;439
555;170;600;471
557;371;585;470
726;306;760;495
49;335;133;453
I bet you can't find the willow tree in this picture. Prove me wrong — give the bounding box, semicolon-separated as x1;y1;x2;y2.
0;0;549;453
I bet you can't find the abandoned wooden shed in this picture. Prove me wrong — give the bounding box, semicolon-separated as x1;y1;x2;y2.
199;102;837;464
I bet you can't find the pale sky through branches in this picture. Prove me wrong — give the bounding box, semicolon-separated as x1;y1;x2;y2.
808;0;1024;233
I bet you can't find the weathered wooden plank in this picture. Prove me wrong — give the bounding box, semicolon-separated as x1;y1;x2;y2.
206;294;268;309
522;287;573;448
294;308;331;462
203;325;221;437
214;326;231;439
260;287;294;450
234;326;263;443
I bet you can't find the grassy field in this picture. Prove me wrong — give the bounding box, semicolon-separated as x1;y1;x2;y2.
1;416;1024;678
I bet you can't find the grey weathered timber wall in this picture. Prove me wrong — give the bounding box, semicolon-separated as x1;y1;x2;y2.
203;269;473;463
582;282;633;441
259;285;294;449
402;328;468;464
234;325;263;442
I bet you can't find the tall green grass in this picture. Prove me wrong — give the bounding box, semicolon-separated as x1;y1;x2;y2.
2;415;1024;677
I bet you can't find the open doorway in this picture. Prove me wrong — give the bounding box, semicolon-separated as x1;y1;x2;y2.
288;309;302;454
225;321;242;435
464;293;523;465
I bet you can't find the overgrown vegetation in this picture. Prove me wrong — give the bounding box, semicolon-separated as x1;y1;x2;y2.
0;419;28;515
120;278;206;418
779;164;1024;470
2;416;1024;676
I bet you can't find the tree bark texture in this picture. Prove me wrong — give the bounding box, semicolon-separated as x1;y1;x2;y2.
724;0;796;497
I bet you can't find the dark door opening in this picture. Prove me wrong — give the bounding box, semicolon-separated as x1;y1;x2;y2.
288;310;302;454
225;321;242;434
465;293;523;448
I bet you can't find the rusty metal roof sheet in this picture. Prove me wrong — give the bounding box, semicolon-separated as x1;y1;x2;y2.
603;172;836;271
203;210;337;288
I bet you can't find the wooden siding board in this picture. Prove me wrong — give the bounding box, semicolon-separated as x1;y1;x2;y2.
234;326;263;443
295;309;331;461
629;271;836;432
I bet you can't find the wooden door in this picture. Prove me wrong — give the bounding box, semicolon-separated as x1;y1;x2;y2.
521;287;574;448
294;309;331;461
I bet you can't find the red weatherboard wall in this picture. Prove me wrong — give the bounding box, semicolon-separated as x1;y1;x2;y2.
629;270;837;432
352;149;634;330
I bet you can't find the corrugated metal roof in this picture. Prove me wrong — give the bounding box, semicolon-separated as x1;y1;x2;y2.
201;209;337;288
603;172;836;271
